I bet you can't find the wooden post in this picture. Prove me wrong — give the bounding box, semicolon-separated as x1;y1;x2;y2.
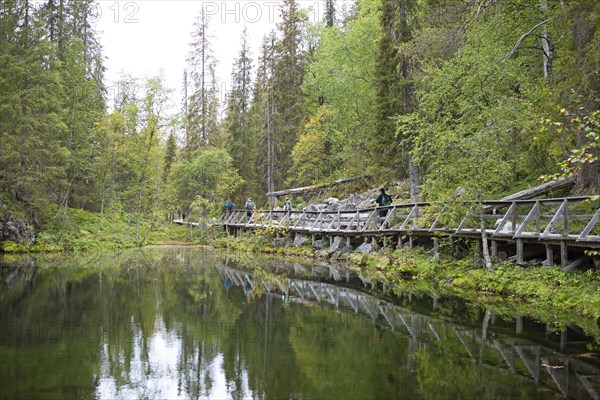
516;239;524;264
560;241;568;268
516;316;523;335
383;236;388;248
346;236;351;247
560;327;567;351
544;244;554;267
432;238;439;260
491;240;498;258
397;236;403;249
408;236;413;249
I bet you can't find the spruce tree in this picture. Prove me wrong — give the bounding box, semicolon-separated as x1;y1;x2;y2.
374;0;418;179
225;28;257;198
272;0;307;190
185;10;219;155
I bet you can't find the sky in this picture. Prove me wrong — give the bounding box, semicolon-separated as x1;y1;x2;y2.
94;0;342;112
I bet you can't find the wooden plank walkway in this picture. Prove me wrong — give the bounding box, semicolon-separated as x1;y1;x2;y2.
220;197;600;247
219;197;600;269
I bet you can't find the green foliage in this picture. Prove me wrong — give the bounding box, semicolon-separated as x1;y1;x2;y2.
171;147;244;216
302;0;381;178
290;107;335;185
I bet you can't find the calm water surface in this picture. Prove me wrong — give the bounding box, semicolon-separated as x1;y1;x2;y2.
0;247;598;399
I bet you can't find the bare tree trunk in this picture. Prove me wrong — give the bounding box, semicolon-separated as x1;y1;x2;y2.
135;171;144;241
539;1;552;79
96;169;106;237
408;155;420;202
479;204;493;271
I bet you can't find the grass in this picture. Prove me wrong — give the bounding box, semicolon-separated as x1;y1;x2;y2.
1;206;194;253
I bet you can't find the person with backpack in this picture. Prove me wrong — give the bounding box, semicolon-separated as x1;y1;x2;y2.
245;198;254;218
224;199;235;217
283;197;292;218
374;187;393;220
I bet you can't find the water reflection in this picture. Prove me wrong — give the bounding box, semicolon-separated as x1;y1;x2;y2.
0;248;598;400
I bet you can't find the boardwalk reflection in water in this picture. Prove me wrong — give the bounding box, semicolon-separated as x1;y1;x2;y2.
0;248;598;399
218;259;600;400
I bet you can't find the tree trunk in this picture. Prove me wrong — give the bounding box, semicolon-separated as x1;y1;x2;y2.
575;130;600;193
408;155;420;202
539;1;552;79
480;209;494;271
96;169;106;236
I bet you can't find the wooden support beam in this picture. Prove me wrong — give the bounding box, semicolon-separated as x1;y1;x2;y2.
578;208;600;241
542;200;567;238
516;239;524;264
560;241;568;268
432;238;439;260
563;255;587;272
543;244;554;267
515;201;540;237
493;203;517;235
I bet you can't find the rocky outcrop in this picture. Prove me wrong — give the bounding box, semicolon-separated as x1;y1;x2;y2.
0;215;36;245
304;191;376;212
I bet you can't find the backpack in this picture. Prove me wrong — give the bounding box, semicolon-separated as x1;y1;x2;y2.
382;194;392;206
246;201;254;210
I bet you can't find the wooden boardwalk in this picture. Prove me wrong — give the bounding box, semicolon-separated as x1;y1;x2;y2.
220;197;600;269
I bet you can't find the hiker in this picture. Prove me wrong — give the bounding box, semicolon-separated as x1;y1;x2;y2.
224;199;235;217
245;198;254;218
374;187;393;220
283;196;292;218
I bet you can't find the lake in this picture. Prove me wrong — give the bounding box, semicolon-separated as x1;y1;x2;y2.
1;247;598;399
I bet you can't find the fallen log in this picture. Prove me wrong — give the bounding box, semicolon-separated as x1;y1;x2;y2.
498;175;576;201
266;176;368;198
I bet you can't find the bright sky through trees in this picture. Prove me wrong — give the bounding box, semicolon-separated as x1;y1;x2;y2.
96;0;345;111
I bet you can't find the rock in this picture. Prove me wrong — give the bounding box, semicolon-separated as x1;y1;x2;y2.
328;236;344;254
356;241;373;253
315;250;330;259
312;239;327;250
324;197;339;204
294;233;308;247
0;215;35;245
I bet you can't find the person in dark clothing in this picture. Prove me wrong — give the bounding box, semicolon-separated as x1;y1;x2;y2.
224;199;235;217
374;187;393;220
245;198;254;218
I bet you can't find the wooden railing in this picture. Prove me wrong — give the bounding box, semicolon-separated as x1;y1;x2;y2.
220;197;600;246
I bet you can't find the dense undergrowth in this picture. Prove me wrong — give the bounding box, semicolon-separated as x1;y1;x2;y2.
0;206;192;253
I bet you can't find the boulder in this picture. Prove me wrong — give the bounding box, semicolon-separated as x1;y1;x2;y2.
0;215;35;245
312;239;328;250
328;236;344;254
294;233;309;247
356;241;373;254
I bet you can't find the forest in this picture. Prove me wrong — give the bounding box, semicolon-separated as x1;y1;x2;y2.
0;0;599;242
